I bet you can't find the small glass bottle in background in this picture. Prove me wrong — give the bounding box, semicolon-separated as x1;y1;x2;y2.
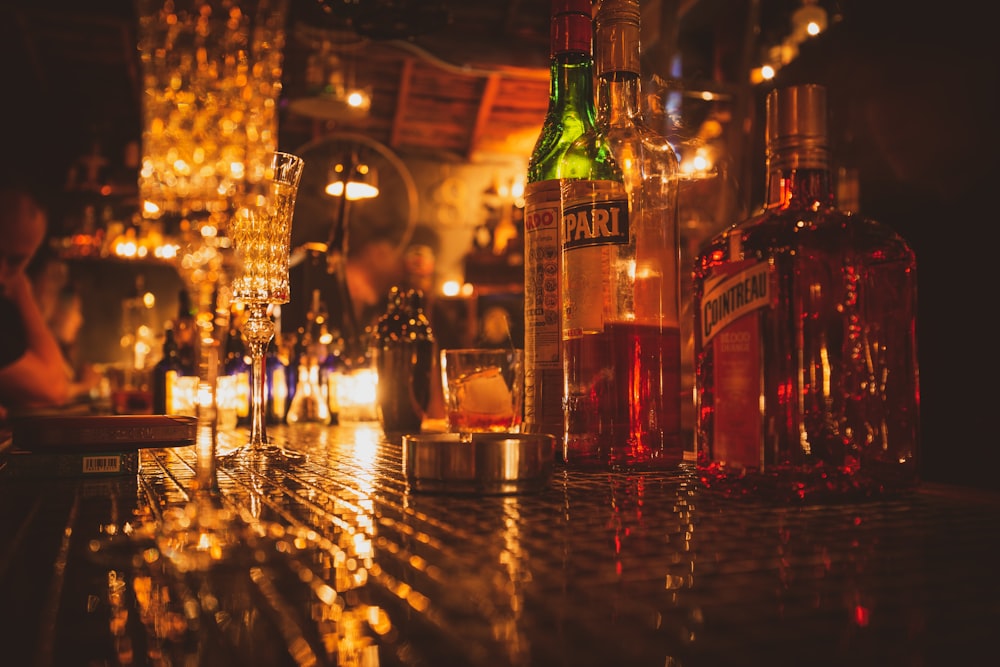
286;326;331;425
373;287;435;434
173;287;197;376
222;321;251;426
152;323;183;415
692;84;920;501
559;0;683;470
318;325;343;425
264;337;288;425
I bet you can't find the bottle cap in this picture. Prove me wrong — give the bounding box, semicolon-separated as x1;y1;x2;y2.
595;0;641;76
596;0;640;25
551;0;593;56
766;84;828;154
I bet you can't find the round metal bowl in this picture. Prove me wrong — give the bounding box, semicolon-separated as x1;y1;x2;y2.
402;432;556;495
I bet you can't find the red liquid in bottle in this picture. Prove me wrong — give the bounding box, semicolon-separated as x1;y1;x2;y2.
564;322;682;469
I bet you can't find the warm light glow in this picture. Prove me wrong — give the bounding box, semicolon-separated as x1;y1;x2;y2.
216;375;240;430
679;146;717;179
792;0;828;40
336;368;378;422
325;180;380;200
155;244;179;260
170;375;199;416
325;161;379;200
197;382;214;410
346;89;370;109
441;280;461;297
115;239;138;258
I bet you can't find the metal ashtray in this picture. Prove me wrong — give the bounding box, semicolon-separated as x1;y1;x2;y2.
403;432;556;495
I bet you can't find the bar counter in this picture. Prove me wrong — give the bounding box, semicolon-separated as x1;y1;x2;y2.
2;421;997;666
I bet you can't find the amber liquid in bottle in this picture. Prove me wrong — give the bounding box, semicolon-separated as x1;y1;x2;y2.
693;84;920;501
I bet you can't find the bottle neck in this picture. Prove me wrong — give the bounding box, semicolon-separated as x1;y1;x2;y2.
765;147;835;209
550;53;595;116
597;71;641;126
595;5;642;127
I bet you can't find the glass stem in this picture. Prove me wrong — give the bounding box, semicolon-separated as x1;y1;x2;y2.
244;302;275;448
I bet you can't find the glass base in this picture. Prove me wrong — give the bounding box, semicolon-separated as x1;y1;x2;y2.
218;441;307;468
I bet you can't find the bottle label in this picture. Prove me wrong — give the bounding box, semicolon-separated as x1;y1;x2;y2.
523;180;564;430
561;180;627;334
562;189;629;250
700;261;770;345
702;260;772;467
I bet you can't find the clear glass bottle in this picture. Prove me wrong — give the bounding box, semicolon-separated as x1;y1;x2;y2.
174;287;197;376
286;328;331;425
264;337;288;425
522;0;596;444
222;322;251;425
692;84;920;501
152;323;183;415
318;325;343;425
559;0;683;470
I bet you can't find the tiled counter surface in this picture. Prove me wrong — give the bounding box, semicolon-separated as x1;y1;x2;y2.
2;422;997;666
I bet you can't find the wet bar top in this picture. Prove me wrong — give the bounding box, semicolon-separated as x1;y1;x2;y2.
2;422;997;666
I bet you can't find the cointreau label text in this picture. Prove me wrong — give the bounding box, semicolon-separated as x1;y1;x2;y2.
701;262;770;344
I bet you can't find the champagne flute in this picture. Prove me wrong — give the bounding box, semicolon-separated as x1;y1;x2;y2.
224;151;306;464
138;0;288;432
134;0;291;570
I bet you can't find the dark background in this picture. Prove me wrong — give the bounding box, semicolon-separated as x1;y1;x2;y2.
771;2;998;490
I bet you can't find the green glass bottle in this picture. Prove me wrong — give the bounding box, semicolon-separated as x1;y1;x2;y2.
523;0;597;445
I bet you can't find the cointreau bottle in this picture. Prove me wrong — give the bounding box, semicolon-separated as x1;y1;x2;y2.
692;84;920;501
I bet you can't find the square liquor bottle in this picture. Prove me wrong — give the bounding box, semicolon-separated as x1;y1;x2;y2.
692;84;919;502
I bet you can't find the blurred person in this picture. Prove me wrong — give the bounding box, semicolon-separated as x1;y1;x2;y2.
49;283;101;402
26;243;69;324
0;187;71;418
285;236;405;363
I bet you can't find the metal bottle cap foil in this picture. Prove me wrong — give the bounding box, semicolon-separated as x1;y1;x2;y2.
595;0;641;76
403;432;556;495
766;83;828;166
552;0;593;56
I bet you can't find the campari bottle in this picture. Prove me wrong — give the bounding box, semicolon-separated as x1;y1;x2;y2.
692;84;920;502
559;0;683;469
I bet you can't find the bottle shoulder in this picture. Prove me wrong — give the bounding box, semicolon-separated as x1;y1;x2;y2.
528;60;597;182
558;127;622;181
528;114;599;181
696;206;917;270
605;121;679;186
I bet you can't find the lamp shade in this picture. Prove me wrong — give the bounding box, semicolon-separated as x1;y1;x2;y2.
325;160;379;200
